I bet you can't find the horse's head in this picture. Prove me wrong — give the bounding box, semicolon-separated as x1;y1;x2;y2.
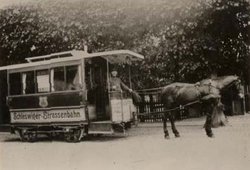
202;75;243;99
220;75;243;98
217;75;239;89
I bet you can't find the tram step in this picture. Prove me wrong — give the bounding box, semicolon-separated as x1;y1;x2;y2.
88;121;113;133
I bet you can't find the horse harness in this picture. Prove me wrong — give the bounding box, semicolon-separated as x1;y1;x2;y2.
163;83;220;114
159;77;240;116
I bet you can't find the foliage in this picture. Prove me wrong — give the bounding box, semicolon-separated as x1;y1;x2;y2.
137;0;250;87
0;0;249;89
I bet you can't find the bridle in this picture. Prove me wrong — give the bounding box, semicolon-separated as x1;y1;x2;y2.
220;79;241;92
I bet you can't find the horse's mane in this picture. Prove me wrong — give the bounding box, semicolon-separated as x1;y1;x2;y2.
211;75;238;81
199;75;238;83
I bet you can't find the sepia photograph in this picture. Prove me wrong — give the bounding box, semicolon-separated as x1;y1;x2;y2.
0;0;250;170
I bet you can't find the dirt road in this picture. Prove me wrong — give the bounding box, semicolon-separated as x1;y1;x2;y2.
1;115;250;170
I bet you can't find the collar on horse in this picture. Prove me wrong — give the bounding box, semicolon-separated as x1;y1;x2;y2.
195;82;219;95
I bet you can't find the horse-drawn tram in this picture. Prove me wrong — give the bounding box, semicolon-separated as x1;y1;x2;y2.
0;49;144;142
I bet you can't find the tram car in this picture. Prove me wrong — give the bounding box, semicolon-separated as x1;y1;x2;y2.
0;49;144;142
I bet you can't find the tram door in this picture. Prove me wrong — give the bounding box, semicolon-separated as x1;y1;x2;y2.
85;57;108;121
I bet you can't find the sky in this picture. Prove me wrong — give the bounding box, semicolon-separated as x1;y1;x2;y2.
0;0;89;8
0;0;32;8
0;0;195;9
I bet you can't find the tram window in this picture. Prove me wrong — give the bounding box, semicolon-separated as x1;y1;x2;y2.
22;71;35;94
36;70;50;93
9;73;22;95
66;65;80;90
53;67;66;91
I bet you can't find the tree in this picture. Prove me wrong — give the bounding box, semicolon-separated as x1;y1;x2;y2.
0;0;249;89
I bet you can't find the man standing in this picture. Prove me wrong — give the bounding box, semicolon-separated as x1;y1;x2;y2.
109;69;132;93
108;68;141;104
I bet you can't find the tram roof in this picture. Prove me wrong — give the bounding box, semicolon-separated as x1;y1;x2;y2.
0;50;144;71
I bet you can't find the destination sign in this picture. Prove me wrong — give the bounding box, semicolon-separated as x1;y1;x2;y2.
10;109;86;123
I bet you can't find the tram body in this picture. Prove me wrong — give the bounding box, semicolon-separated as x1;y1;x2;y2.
0;50;143;142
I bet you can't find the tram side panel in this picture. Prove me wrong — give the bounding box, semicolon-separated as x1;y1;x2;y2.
8;91;87;125
110;92;136;123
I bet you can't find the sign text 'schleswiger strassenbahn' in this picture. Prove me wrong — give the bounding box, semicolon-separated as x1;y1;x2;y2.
11;109;85;123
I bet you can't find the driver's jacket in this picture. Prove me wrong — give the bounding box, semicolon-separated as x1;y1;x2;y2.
109;77;130;92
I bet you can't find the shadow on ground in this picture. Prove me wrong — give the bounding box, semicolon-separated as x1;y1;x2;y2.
2;133;128;143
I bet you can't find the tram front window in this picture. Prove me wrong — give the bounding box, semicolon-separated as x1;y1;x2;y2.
36;70;50;93
52;65;80;91
9;73;22;95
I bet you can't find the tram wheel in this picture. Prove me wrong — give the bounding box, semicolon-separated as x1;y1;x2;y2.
19;130;38;142
125;122;132;129
64;128;83;143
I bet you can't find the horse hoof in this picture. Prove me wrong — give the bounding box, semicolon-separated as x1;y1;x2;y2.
165;135;170;140
207;133;214;138
175;133;180;138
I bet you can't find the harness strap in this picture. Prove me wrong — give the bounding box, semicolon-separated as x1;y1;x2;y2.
191;82;218;90
163;100;201;113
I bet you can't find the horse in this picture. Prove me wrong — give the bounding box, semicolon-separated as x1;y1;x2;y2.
199;75;243;126
160;82;221;139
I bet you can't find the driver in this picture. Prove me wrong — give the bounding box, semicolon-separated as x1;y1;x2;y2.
109;68;132;93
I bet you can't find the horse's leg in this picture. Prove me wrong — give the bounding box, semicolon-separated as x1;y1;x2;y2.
204;102;214;138
169;113;180;137
205;113;213;137
163;113;170;139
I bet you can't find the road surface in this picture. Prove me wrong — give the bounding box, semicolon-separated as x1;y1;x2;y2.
0;115;250;170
